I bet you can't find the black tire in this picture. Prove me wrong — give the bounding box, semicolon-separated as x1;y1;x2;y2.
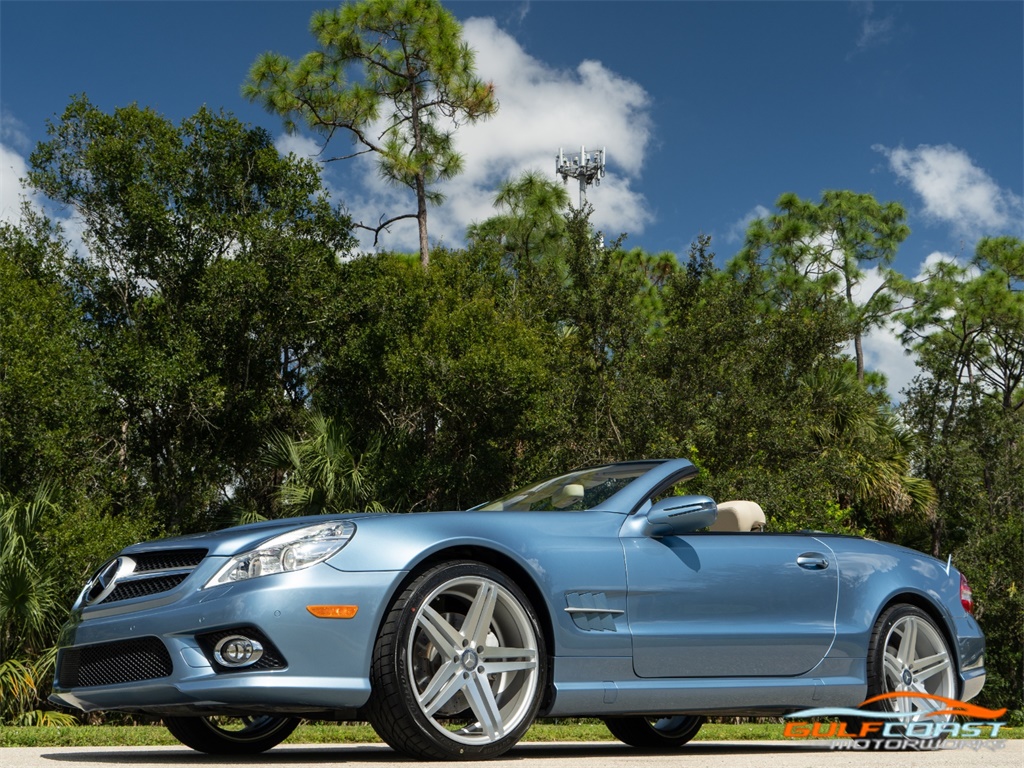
163;715;299;754
603;715;705;748
855;604;956;747
367;560;547;760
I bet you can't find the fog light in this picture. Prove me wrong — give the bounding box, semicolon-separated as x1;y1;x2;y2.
213;634;264;667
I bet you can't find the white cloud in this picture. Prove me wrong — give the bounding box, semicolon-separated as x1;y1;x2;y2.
860;320;917;400
725;204;770;244
853;1;895;51
274;132;324;161
304;16;655;254
875;143;1024;239
0;112;37;226
849;266;917;399
856;251;980;402
0;118;90;259
1;113;32;154
921;250;958;271
0;141;31;226
509;1;531;26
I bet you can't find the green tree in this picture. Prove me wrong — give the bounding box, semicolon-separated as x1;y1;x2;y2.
901;361;1022;714
245;0;498;268
971;237;1024;411
611;247;679;335
28;96;355;530
898;237;1023;713
0;213;100;496
263;410;386;517
465;170;577;336
0;485;79;726
1;209;166;723
649;237;870;530
901;237;1023;418
667;236;933;536
494;210;680;468
0;485;60;662
467;170;571;275
798;366;935;538
315;247;551;509
732;190;910;381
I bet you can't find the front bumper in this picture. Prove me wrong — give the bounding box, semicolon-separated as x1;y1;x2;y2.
50;562;404;715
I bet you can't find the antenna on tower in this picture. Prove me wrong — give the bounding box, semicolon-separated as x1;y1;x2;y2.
556;146;606;209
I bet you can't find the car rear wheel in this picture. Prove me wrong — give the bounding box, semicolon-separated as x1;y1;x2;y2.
163;715;299;754
367;561;547;760
861;604;956;744
603;714;705;748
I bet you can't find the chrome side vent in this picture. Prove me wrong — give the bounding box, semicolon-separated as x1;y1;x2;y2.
564;591;624;632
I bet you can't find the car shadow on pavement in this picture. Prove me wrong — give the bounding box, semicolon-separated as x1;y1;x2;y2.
41;741;834;764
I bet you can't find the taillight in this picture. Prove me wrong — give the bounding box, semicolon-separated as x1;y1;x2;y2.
960;572;974;615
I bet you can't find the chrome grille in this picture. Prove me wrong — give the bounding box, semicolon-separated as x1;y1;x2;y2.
104;574;189;603
131;549;206;572
81;548;207;607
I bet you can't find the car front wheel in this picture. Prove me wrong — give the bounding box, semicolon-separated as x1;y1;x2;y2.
163;715;299;754
603;714;705;748
367;561;547;760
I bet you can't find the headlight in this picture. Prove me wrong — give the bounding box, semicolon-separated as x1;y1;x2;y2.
205;521;355;588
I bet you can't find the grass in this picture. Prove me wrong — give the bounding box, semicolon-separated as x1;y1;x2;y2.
0;720;1019;748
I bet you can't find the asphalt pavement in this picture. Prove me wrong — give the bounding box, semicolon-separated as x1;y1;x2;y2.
2;741;1021;768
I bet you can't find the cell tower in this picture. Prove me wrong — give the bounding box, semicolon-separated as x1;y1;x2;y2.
556;146;606;208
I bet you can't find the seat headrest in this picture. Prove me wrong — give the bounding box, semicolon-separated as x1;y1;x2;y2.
710;500;766;532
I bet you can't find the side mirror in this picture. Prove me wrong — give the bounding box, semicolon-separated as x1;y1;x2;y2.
644;495;717;536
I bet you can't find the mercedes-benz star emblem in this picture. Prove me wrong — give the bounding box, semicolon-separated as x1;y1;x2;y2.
79;556;136;607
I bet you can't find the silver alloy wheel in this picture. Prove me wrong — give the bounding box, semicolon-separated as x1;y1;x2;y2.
880;613;955;721
201;716;279;735
603;713;705;748
163;714;299;754
407;574;540;746
650;716;698;737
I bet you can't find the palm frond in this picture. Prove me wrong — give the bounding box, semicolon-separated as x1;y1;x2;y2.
12;709;79;726
261;409;388;516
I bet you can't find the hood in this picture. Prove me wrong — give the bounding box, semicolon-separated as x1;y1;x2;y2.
120;512;396;558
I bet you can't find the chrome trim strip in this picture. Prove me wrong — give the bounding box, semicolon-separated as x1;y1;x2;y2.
563;607;625;615
115;567;196;583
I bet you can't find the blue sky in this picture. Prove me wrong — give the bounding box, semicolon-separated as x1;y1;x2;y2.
2;1;1022;394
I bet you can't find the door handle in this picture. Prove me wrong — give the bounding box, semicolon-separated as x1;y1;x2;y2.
797;553;829;570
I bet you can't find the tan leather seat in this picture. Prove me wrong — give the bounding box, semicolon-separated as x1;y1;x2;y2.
710;500;766;532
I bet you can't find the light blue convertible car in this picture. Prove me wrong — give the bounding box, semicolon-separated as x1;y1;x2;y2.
51;459;985;759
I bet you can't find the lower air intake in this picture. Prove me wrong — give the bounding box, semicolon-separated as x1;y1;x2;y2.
58;637;172;688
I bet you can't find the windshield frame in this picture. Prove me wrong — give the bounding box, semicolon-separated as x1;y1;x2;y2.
470;460;668;513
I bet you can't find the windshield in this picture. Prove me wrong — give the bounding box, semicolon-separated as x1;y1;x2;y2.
475;462;663;512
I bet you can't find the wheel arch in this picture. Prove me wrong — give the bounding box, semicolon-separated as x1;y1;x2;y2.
872;591;962;689
372;544;558;707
